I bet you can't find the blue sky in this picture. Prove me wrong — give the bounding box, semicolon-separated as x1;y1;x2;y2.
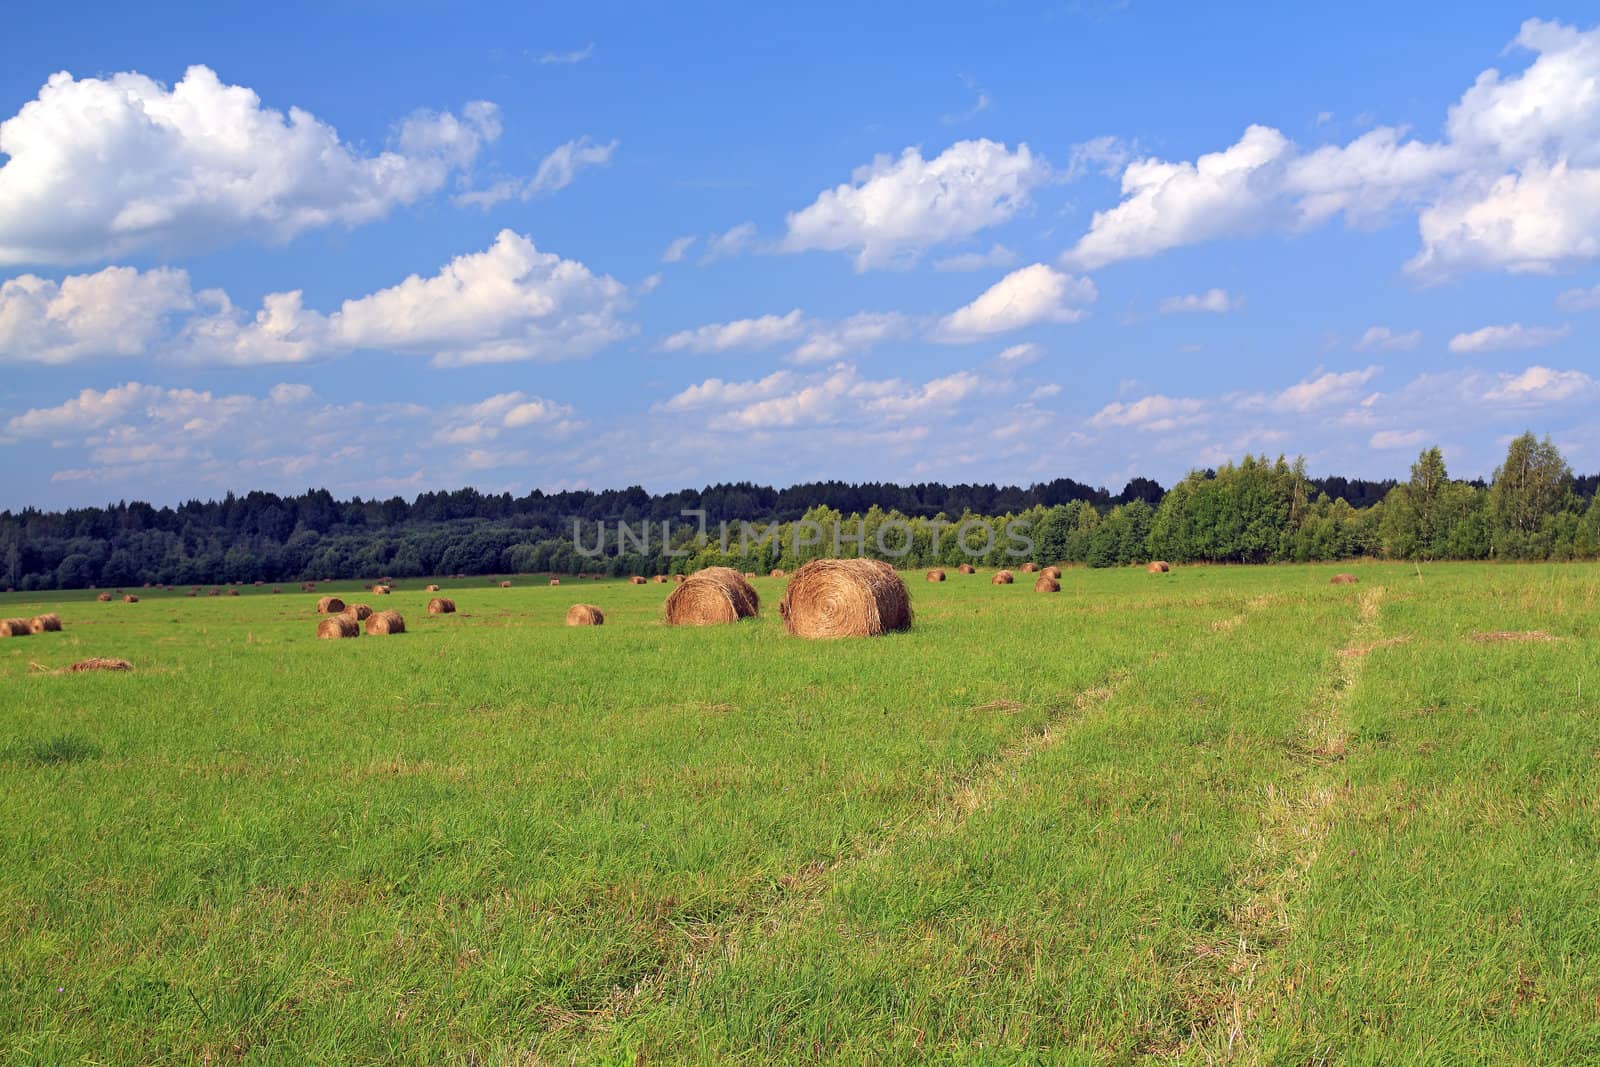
2;2;1598;509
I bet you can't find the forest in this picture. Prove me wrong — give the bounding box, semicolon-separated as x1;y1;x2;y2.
2;434;1596;590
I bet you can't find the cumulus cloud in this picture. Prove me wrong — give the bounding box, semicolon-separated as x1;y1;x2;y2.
0;230;632;367
932;244;1020;272
783;140;1048;270
1355;326;1423;351
1557;283;1600;310
661;236;697;263
935;264;1096;341
789;312;911;364
654;363;991;432
536;43;594;65
1158;288;1241;314
700;222;758;264
659;309;910;363
995;342;1043;365
1370;428;1426;449
1089;394;1207;432
0;65;499;265
1447;322;1570;353
1241;366;1383;414
1482;365;1597;403
455;136;618;207
659;310;806;353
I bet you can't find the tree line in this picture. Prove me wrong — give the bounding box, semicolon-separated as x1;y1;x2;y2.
2;433;1595;591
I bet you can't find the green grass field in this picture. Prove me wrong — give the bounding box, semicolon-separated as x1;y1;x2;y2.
2;563;1597;1064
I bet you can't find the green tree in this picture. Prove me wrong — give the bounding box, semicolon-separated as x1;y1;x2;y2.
1489;432;1572;558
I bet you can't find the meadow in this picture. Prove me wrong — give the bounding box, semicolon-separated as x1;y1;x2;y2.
1;563;1597;1064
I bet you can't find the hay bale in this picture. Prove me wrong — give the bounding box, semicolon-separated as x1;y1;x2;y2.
207;589;220;597
673;573;686;584
1147;561;1171;574
957;563;975;575
1330;573;1359;585
652;575;668;584
315;596;346;614
227;589;239;597
343;604;373;622
365;610;406;635
96;592;113;602
629;576;647;585
272;587;281;594
67;657;133;672
427;597;456;615
550;578;561;587
1021;562;1039;573
372;585;391;596
769;569;785;578
1034;575;1060;593
778;558;912;639
664;567;760;626
1041;565;1062;580
926;569;947;582
186;591;197;597
28;614;62;634
500;581;513;589
317;616;360;640
425;584;440;592
123;594;139;603
0;618;31;637
991;571;1014;585
565;603;605;626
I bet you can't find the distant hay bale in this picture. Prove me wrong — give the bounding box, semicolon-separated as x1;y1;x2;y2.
343;604;373;622
1329;573;1359;585
227;589;239;597
629;576;647;585
1033;575;1060;593
778;558;912;639
96;592;113;602
1021;562;1039;573
380;576;394;585
67;657;133;672
28;614;62;634
957;563;975;574
652;575;668;584
372;585;390;596
565;603;605;626
317;616;360;640
0;618;30;637
665;567;760;627
301;582;316;592
123;594;139;603
991;571;1014;585
1042;565;1062;580
365;610;406;635
272;587;281;594
425;584;440;592
673;574;686;584
315;596;346;614
207;589;220;597
550;578;561;586
500;581;513;589
186;591;196;597
1147;561;1171;574
427;597;456;615
770;569;785;578
926;569;946;582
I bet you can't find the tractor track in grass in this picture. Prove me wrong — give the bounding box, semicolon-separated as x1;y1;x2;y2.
1176;585;1387;1062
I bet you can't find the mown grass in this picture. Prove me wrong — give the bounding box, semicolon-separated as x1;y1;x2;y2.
0;563;1596;1063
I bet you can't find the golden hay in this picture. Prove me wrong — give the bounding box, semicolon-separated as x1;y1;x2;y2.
372;585;391;595
315;596;346;614
123;594;139;603
425;584;441;592
28;614;62;634
1041;565;1062;580
208;589;221;597
673;573;687;584
630;576;648;585
1470;630;1557;644
769;569;785;578
1329;573;1359;585
427;597;456;615
1147;561;1171;574
565;603;605;626
0;618;30;637
926;569;947;582
991;571;1014;585
67;657;133;672
317;616;360;640
1020;562;1039;573
550;578;561;586
365;610;406;635
1033;575;1061;593
227;589;239;597
652;575;668;584
96;592;113;602
957;563;975;574
343;603;373;622
664;567;760;626
500;581;513;589
778;558;912;639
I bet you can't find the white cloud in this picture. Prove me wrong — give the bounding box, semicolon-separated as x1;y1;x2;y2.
655;363;992;432
536;43;594;65
455;136;617;207
6;382;164;437
1482;365;1597;404
1064;135;1136;180
1447;322;1570;353
935;263;1096;341
789;312;911;364
655;370;798;413
661;236;697;263
1245;366;1382;414
932;244;1020;272
659;309;806;353
1557;283;1600;311
940;74;991;125
1355;326;1423;351
1370;428;1426;448
995;342;1043;365
700;222;758;264
0;266;193;364
1158;288;1241;314
1089;394;1207;432
0;65;499;265
783;140;1048;270
1409;162;1600;276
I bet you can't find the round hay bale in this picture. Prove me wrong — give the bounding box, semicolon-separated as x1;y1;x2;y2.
565;603;605;626
652;575;668;584
1330;573;1360;585
315;596;346;614
0;618;31;637
1033;575;1060;593
317;616;360;640
1041;565;1062;580
28;613;62;634
427;597;456;615
673;574;686;584
664;567;760;627
926;569;946;582
769;569;785;578
96;592;113;602
1021;562;1039;573
991;571;1014;585
778;558;912;639
1147;561;1171;574
186;590;197;597
123;594;139;603
425;584;440;592
365;610;406;635
227;589;239;597
500;581;513;589
207;589;220;597
629;576;647;585
67;657;133;672
957;563;975;575
744;571;758;580
272;587;281;594
372;585;390;596
343;604;373;622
